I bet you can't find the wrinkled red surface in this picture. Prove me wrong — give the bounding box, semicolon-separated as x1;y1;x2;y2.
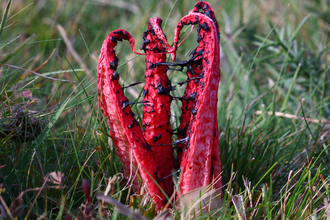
141;18;175;198
97;30;166;209
97;1;223;210
192;1;220;38
97;30;139;191
172;12;222;194
193;0;222;192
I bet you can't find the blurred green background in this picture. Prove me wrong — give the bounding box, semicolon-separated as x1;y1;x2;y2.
1;0;329;118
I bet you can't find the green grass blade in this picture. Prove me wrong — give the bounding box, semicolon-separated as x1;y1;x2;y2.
280;63;301;111
163;0;178;31
0;0;12;40
289;14;311;43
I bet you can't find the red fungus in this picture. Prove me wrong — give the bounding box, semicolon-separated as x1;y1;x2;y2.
97;1;222;210
140;18;175;198
192;1;220;39
97;30;139;191
97;30;167;209
151;1;223;194
171;11;222;194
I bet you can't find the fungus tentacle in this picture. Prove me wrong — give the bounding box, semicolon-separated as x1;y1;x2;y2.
97;29;166;209
191;1;220;40
172;12;222;194
141;18;175;198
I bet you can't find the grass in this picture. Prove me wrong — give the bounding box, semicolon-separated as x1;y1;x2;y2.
0;0;330;219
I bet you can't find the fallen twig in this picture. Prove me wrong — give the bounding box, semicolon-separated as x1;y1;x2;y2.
97;193;147;220
255;110;330;124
